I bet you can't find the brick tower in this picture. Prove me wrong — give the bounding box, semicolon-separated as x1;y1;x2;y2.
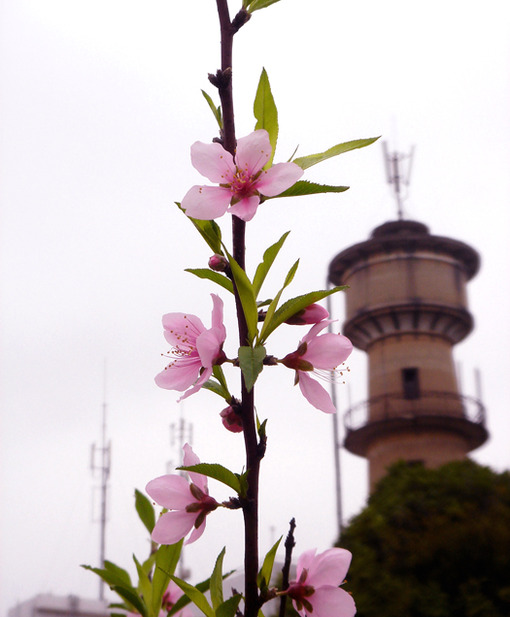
328;219;488;490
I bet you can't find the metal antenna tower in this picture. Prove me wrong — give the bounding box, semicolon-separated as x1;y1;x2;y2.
383;141;414;220
90;364;111;601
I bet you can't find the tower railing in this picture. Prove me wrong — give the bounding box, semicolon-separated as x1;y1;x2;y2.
344;391;486;433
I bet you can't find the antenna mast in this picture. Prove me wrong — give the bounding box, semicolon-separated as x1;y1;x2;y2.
90;363;111;602
383;141;414;220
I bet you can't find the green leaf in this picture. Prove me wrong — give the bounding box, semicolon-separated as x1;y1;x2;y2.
135;489;156;535
202;379;231;401
201;90;223;130
272;180;349;198
216;595;242;617
133;555;153;614
170;576;215;617
254;68;278;166
259;260;299;341
111;585;147;617
185;268;234;294
152;541;183;616
246;0;282;11
253;231;290;296
168;573;234;617
210;548;226;610
292;137;380;170
260;286;348;343
257;536;282;589
212;365;230;395
224;249;258;343
178;463;241;494
238;345;266;392
177;203;223;254
81;562;132;589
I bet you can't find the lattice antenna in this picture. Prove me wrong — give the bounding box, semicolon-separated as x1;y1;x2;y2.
383;141;415;220
90;361;111;601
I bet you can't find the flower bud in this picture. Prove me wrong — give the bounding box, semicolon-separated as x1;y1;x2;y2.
208;254;228;272
285;303;329;325
220;406;243;433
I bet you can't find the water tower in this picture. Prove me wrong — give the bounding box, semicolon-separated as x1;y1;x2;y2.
328;149;488;491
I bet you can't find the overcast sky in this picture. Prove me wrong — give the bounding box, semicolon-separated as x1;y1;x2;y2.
1;1;510;616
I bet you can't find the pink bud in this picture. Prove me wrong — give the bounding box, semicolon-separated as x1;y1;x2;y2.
285;303;329;325
208;254;228;272
220;406;243;433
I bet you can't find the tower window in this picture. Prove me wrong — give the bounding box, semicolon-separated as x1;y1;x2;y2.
402;367;420;399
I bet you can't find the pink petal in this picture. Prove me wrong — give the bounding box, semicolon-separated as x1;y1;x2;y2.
298;372;336;414
154;359;200;391
309;587;356;617
196;329;223;367
145;474;192;510
235;130;272;176
255;162;303;197
151;510;195;545
301;320;332;344
306;548;352;588
190;141;236;183
177;366;213;402
304;333;352;370
210;294;225;334
163;312;205;346
185;518;207;545
296;548;317;580
228;195;261;221
183;443;208;493
181;185;232;220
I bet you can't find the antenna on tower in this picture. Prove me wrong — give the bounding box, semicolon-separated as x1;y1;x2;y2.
382;141;415;220
90;361;111;602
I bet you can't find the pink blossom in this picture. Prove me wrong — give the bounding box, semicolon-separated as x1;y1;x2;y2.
146;444;218;545
286;548;356;617
155;294;226;401
161;581;193;617
181;129;303;222
285;303;329;325
219;405;243;433
281;321;352;413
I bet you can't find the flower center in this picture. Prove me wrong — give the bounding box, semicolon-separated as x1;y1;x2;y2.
229;167;259;198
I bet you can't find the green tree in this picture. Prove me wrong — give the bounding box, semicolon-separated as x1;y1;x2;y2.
338;461;510;617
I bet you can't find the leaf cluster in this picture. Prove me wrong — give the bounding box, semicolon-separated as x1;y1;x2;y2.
339;461;510;617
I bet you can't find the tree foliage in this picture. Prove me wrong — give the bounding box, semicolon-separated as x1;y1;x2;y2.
338;461;510;617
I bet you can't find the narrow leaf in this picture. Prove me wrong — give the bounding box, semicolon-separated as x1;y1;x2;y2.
210;548;226;610
111;585;147;616
253;231;290;296
260;286;348;342
133;555;152;613
178;463;241;494
216;595;242;617
152;541;183;615
201;90;223;129
202;379;231;401
254;68;278;166
224;249;258;343
81;563;132;589
293;137;380;170
272;180;349;198
135;489;155;534
259;260;299;341
238;345;266;392
177;203;223;254
185;269;234;294
170;576;215;617
258;537;282;588
247;0;282;11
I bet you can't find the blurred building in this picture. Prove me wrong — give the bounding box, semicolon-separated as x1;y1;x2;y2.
328;219;488;491
7;594;109;617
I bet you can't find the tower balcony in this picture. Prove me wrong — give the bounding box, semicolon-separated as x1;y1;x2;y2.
343;391;488;457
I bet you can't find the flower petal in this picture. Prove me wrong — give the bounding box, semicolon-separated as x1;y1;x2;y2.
181;185;232;220
151;510;195;545
309;587;356;617
154;359;200;391
185;518;207;545
298;372;336;413
304;333;352;370
177;366;213;402
296;548;317;580
235;130;272;176
210;294;225;334
256;162;303;197
190;141;236;183
228;195;261;221
162;312;205;347
183;443;208;493
145;474;192;510
306;548;352;588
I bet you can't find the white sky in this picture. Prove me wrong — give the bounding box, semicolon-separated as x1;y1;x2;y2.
1;1;510;616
